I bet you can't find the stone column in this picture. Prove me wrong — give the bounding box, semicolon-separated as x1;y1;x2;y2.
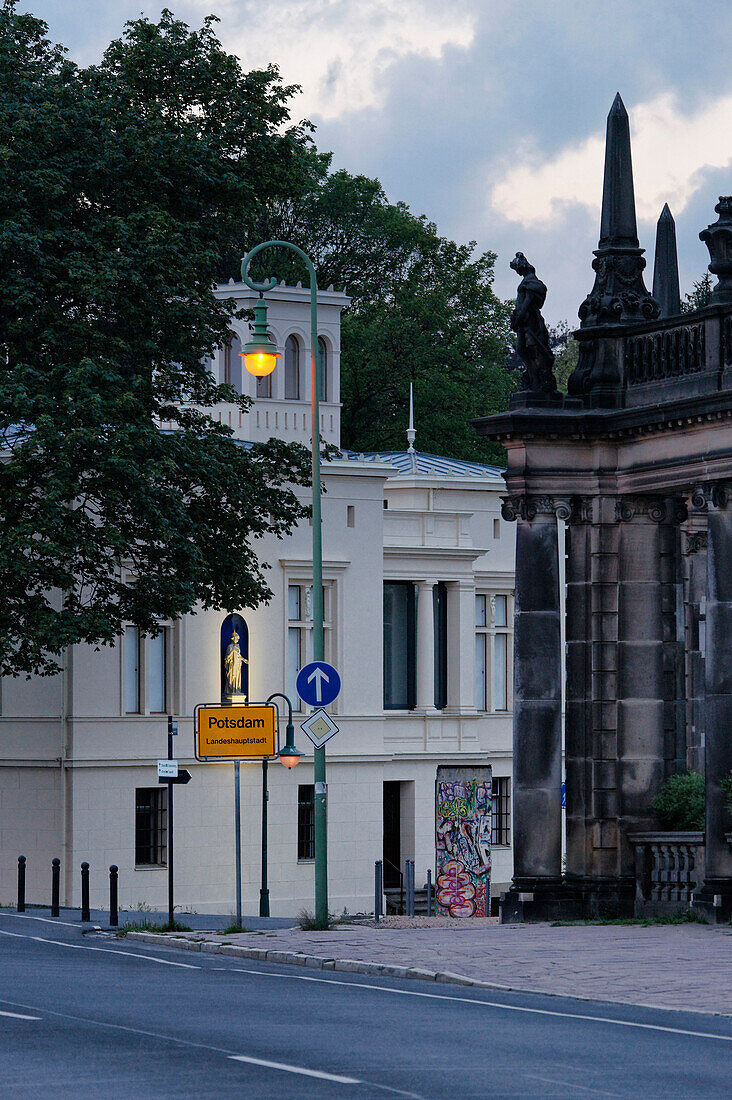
564;498;593;885
501;495;564;913
695;484;732;919
616;496;683;885
681;526;708;774
415;580;436;711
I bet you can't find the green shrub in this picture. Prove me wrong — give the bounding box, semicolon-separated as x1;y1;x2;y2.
651;771;705;831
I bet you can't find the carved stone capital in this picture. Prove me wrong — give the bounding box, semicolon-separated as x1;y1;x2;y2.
684;531;708;555
568;496;593;524
615;496;686;524
501;495;573;523
690;483;729;511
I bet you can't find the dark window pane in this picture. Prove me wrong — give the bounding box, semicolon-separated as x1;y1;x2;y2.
434;583;447;709
317;337;327;402
298;784;315;860
135;787;167;865
383;582;415;709
285;335;300;399
491;778;511;846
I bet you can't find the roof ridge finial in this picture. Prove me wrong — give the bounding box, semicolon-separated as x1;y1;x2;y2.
406;382;416;454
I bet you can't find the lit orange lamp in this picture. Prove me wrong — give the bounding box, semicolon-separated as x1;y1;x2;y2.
241;297;280;377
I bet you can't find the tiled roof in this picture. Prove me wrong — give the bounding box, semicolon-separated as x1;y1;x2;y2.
340;449;505;480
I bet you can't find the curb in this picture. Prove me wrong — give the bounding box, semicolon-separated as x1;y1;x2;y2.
121;931;732;1016
125;932;478;987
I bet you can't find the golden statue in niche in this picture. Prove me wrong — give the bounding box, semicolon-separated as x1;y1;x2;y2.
223;629;248;697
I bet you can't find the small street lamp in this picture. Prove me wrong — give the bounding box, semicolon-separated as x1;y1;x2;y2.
241;297;281;376
258;692;301;917
241;241;329;927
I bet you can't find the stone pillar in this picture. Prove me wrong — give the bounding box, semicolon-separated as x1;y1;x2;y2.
415;580;436;711
616;496;683;885
446;580;476;712
695;484;732;920
500;495;564;919
564;498;593;885
681;526;708;774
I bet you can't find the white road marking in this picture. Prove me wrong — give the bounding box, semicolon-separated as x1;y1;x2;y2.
0;1010;41;1020
0;998;411;1094
0;929;199;969
522;1072;617;1096
229;1054;360;1084
211;966;732;1044
0;914;96;929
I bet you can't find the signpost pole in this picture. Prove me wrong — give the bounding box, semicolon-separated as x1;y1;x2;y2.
308;274;329;928
234;760;242;928
167;719;174;927
260;757;270;917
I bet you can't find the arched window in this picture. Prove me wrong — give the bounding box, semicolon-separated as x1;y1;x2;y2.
222;331;242;392
317;337;328;402
285;335;300;400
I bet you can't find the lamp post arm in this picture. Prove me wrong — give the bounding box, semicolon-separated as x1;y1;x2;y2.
266;692;294;729
241;241;323;665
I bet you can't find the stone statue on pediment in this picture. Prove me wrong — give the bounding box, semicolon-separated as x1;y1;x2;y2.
224;629;247;696
510;252;557;395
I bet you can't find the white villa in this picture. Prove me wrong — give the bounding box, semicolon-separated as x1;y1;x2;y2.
0;282;518;916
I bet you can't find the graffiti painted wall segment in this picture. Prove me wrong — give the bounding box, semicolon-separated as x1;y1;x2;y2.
435;767;492;918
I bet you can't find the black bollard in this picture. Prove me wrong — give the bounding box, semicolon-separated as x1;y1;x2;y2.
81;862;90;922
17;856;26;913
374;860;383;923
427;868;433;917
109;865;118;927
51;858;60;917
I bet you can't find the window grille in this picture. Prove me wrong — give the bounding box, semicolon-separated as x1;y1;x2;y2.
491;778;511;846
298;784;315;860
135;787;167;865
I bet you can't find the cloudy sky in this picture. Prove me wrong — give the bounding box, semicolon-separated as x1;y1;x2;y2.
20;0;732;324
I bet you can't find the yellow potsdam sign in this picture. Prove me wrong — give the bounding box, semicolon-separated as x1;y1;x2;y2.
194;703;277;761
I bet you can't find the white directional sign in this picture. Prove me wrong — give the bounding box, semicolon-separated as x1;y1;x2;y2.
300;708;340;749
158;759;179;779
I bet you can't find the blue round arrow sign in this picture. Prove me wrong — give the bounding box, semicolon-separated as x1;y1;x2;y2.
296;661;341;707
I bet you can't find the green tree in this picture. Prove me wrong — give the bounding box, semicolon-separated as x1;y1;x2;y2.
0;5;316;676
548;321;579;394
651;772;705;831
680;273;714;312
257;170;515;465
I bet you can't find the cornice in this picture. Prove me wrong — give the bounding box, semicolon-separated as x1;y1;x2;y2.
474;390;732;444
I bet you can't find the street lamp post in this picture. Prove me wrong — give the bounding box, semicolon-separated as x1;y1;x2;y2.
241;242;328;925
256;693;301;918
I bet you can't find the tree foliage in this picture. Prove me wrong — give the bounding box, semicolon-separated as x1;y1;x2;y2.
0;4;315;676
651;772;705;832
254;169;515;464
680;273;714;313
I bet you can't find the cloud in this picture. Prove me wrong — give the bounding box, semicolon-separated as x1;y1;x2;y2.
194;0;477;120
491;91;732;228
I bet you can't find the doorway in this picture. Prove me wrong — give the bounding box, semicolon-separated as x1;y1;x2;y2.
383;782;401;887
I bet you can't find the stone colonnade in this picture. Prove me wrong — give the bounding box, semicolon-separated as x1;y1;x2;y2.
501;482;732;920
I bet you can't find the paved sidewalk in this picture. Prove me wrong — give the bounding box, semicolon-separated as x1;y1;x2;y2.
130;918;732;1015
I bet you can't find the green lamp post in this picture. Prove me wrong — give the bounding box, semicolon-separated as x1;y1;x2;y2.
242;242;329;926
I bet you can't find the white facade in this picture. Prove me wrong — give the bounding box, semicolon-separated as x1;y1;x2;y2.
0;283;516;916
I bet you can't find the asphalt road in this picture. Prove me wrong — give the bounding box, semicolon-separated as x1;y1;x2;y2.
0;911;729;1098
